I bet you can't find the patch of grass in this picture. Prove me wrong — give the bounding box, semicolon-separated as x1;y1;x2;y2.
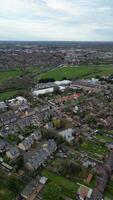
0;90;19;101
42;169;78;199
0;188;14;200
0;69;23;83
0;171;25;200
0;67;41;84
40;66;98;80
6;134;20;144
40;65;113;80
81;141;107;155
96;134;113;143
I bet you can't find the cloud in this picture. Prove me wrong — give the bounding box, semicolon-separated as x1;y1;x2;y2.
0;0;113;41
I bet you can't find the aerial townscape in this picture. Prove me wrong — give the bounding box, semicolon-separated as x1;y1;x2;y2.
0;41;113;200
1;0;113;200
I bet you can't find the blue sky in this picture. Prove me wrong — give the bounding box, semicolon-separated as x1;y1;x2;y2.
0;0;113;41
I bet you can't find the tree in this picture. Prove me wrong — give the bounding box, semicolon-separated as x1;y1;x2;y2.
43;182;61;200
53;119;61;129
15;155;24;170
7;176;21;194
60;161;82;177
42;128;65;145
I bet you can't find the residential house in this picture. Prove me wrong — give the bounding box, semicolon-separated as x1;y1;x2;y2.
0;101;8;112
0;141;7;153
0;123;19;137
77;185;92;200
26;139;57;171
18;131;42;151
31;131;42;141
18;105;35;118
21;179;38;199
58;128;74;143
18;136;34;151
7;96;28;110
6;146;20;160
0;111;17;127
17;116;34;130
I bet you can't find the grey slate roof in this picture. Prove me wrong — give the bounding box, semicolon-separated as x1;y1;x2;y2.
8;146;20;158
21;179;38;199
26;139;57;171
0;101;8;109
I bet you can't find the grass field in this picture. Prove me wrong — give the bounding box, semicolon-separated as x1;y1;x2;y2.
40;65;113;80
0;90;20;101
0;67;41;84
42;169;78;199
81;141;108;155
96;134;113;143
0;69;23;83
0;67;41;101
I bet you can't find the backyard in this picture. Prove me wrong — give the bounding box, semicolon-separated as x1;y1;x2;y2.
42;169;78;199
0;171;25;200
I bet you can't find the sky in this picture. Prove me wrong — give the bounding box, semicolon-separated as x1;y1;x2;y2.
0;0;113;41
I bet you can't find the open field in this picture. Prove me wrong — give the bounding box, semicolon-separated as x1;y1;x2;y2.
0;69;23;83
81;141;108;155
0;90;20;101
40;65;113;80
0;67;41;101
0;67;41;84
42;169;78;199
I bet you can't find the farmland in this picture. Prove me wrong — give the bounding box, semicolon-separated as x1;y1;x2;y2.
40;65;113;80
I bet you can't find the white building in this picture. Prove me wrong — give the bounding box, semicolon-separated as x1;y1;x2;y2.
32;80;71;97
55;80;71;86
33;86;65;97
58;128;74;143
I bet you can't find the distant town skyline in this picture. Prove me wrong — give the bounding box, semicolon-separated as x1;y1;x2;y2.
0;0;113;41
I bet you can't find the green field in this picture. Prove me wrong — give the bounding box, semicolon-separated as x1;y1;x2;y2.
81;141;108;155
42;169;78;199
40;65;113;80
0;67;41;101
0;67;41;84
0;90;20;101
0;69;23;83
96;134;113;143
0;171;25;200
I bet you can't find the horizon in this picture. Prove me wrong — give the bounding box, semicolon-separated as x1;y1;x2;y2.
0;40;113;43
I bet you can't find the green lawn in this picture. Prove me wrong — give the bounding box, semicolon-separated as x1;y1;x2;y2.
42;169;78;199
0;67;41;84
81;141;107;155
96;134;113;143
40;66;98;80
0;69;23;83
0;90;20;101
40;65;113;80
105;180;113;199
0;171;25;200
